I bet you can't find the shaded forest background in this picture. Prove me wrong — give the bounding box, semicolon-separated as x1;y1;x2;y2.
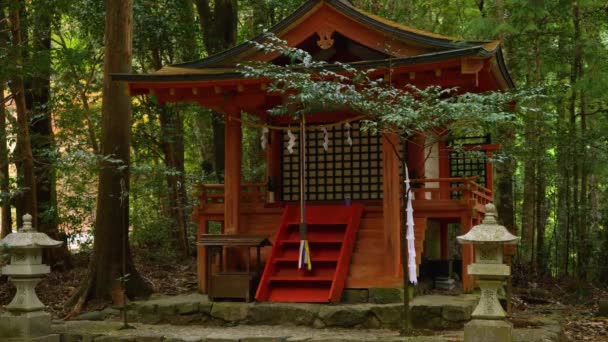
0;0;607;300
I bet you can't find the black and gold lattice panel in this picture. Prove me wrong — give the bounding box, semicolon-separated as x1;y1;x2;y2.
281;122;383;201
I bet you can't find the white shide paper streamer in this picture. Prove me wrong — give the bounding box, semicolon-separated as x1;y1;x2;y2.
404;164;418;284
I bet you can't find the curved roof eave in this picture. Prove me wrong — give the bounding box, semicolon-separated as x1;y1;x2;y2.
113;45;498;83
174;0;494;70
495;47;515;89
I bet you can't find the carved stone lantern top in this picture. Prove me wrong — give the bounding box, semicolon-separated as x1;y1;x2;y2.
457;204;519;245
0;214;63;249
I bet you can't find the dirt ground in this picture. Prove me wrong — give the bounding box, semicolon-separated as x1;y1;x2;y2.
0;251;199;318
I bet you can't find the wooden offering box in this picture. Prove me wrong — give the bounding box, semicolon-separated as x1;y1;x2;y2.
198;234;271;302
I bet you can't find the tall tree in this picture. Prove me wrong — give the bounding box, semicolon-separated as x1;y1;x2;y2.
27;0;72;268
195;0;238;181
0;3;12;238
7;0;37;227
0;83;11;238
70;0;151;311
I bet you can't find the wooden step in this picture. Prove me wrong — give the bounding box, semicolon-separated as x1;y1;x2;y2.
256;205;363;303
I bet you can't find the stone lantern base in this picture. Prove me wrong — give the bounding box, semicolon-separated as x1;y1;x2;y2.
464;319;512;342
0;311;59;342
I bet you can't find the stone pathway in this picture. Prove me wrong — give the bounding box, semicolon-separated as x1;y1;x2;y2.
53;319;561;342
54;321;422;341
62;292;562;341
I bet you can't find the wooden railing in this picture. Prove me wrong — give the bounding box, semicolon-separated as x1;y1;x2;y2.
195;177;493;212
409;177;493;206
196;183;267;210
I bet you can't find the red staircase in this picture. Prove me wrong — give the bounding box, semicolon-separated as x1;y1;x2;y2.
255;204;363;303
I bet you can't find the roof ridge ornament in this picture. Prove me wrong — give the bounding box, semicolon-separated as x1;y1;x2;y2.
317;27;335;50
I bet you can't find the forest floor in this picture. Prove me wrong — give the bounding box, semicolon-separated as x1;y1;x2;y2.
1;252;607;341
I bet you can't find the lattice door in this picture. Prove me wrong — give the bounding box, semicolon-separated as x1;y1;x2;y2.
281;122;383;201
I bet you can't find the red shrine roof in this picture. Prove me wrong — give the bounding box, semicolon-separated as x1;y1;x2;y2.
114;0;513;95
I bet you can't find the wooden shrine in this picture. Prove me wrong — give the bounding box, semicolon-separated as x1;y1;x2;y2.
114;0;514;301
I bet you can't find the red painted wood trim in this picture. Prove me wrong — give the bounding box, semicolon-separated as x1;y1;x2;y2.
224;108;242;234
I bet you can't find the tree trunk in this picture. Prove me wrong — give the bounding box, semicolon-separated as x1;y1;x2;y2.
568;1;581;278
0;84;11;238
195;0;238;180
8;0;37;227
0;6;12;238
28;0;72;269
69;0;151;312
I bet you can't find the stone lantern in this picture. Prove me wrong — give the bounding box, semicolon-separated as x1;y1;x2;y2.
0;214;63;342
457;203;519;342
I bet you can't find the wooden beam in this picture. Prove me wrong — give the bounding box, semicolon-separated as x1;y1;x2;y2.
382;133;402;276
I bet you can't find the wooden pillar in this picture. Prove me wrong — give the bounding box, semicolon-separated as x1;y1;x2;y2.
438;140;451;199
266;129;282;202
407;133;426;179
460;213;474;292
224;107;242;234
485;151;494;191
382;133;402;276
440;221;449;260
196;219;209;293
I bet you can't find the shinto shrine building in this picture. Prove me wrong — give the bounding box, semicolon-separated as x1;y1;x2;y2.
114;0;514;303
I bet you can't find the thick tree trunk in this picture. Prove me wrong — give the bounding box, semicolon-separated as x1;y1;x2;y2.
8;1;37;227
70;0;151;312
195;0;238;180
28;0;72;268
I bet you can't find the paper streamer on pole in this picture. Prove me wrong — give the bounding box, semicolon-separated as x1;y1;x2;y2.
287;129;296;154
261;127;269;150
322;127;329;152
404;164;418;285
345;123;353;147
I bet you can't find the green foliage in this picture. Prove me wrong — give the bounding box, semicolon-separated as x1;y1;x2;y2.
242;34;528;147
